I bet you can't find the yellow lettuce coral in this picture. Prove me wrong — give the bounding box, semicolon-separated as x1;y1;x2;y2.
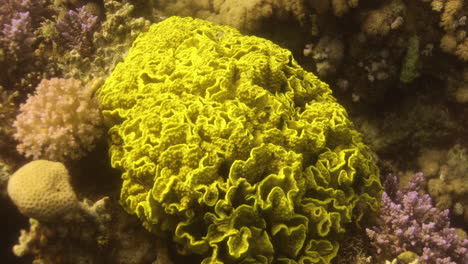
97;16;382;264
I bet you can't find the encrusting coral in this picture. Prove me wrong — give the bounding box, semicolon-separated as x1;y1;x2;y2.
97;16;382;264
13;77;103;162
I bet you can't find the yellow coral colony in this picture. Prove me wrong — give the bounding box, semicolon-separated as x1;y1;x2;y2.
97;16;382;264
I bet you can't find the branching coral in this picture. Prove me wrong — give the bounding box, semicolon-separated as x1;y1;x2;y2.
29;0;153;82
330;0;360;16
0;86;18;142
97;16;382;263
1;10;36;59
360;0;406;37
55;5;100;56
422;0;467;61
0;0;50;61
308;0;360;17
305;35;345;78
87;0;152;80
212;0;307;32
418;145;468;221
154;0;307;32
366;173;468;264
13;78;103;161
0;0;56;91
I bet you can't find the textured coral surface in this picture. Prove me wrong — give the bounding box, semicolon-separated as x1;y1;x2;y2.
97;16;382;264
13;78;103;161
7;160;78;222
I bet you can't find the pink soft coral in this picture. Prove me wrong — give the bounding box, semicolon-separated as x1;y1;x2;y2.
13;78;103;161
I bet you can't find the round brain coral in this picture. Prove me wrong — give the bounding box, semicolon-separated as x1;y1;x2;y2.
97;16;382;264
7;160;79;222
13;78;103;162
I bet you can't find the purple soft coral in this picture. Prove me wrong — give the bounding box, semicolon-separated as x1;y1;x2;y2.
366;172;468;264
56;6;99;56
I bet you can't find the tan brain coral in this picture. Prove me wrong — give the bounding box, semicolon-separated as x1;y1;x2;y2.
7;160;79;222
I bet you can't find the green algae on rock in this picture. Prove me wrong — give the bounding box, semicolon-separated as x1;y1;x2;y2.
97;16;382;264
